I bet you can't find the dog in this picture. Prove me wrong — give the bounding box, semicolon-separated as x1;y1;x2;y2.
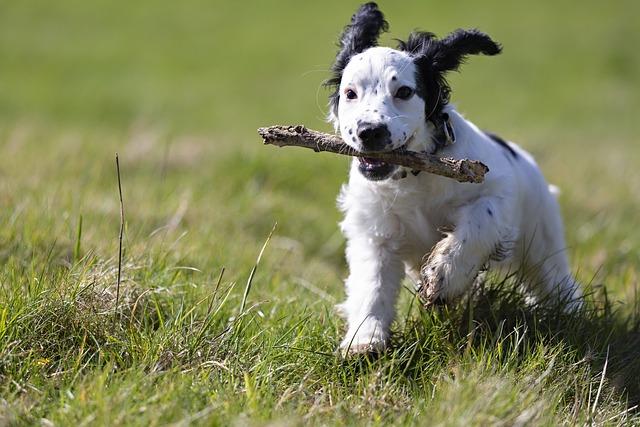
325;3;582;355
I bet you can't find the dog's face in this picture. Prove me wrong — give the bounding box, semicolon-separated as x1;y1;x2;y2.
327;2;501;181
336;47;427;179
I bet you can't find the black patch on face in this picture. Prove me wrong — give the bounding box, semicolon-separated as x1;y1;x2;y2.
484;131;518;159
487;208;493;216
398;29;501;121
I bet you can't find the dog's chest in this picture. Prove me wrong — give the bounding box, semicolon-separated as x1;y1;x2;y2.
390;192;452;251
359;180;459;251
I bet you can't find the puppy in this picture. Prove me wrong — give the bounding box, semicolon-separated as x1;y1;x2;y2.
326;3;582;355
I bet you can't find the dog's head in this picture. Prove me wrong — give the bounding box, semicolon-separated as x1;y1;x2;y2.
326;2;501;181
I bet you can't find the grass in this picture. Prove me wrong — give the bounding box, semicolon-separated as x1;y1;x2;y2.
1;0;640;424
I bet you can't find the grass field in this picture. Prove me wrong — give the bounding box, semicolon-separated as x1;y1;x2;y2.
1;0;640;425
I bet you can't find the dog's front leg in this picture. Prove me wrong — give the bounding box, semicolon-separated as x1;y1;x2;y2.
337;237;404;356
420;197;516;305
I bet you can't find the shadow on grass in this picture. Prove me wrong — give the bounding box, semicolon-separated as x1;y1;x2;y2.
383;278;640;407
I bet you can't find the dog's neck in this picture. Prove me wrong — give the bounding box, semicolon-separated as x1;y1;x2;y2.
391;110;457;180
428;111;456;155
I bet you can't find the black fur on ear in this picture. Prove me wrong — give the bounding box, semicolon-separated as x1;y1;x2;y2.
326;3;388;115
399;29;501;120
431;29;501;72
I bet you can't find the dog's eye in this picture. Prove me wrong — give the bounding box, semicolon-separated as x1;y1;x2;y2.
395;86;414;100
345;89;358;100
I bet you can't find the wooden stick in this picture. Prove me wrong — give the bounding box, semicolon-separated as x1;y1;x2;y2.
258;125;488;183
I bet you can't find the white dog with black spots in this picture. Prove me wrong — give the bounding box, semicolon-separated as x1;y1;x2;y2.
325;3;582;355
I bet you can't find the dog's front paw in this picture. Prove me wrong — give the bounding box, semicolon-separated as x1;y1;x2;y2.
419;240;478;307
339;342;386;359
418;259;449;306
339;325;388;358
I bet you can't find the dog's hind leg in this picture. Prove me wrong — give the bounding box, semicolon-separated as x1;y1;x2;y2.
519;199;583;311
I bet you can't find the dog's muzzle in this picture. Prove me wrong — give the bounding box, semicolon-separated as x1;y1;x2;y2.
355;123;398;180
357;122;391;152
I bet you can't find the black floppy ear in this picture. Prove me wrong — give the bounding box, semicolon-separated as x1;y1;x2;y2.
430;29;501;73
399;29;501;121
326;3;388;114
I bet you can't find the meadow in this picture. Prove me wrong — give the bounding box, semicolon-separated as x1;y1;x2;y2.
1;0;640;425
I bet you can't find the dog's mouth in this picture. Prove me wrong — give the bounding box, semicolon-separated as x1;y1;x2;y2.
358;157;397;181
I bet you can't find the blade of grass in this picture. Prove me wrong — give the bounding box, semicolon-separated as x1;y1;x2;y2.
74;214;83;263
115;153;125;321
239;222;276;314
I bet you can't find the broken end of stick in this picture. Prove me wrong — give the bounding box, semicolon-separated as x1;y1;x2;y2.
258;125;308;146
462;161;490;184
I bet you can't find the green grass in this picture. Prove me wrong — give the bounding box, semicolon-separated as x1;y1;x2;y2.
1;0;640;425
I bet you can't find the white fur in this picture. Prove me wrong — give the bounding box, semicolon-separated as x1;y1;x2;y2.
331;47;582;354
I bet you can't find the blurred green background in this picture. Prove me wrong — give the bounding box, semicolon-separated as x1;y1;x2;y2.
2;0;638;135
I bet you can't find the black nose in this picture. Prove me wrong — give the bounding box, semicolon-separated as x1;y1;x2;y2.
357;123;391;151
